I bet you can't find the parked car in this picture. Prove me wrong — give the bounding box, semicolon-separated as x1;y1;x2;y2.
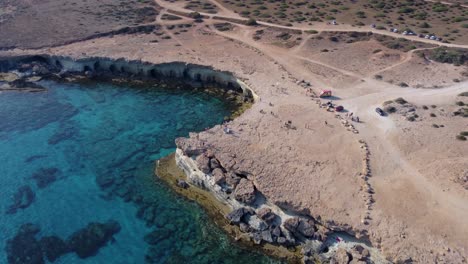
430;35;436;40
375;107;385;116
418;34;425;38
335;105;344;112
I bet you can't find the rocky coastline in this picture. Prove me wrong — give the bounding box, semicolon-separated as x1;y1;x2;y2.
1;54;386;263
167;143;386;264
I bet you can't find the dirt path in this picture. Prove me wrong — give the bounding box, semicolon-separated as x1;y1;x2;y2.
155;0;468;49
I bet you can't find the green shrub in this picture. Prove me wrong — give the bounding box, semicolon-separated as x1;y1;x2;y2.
459;92;468;96
432;5;449;12
419;22;431;28
456;135;466;141
430;113;436;117
430;48;467;65
432;124;439;128
305;30;318;34
399;82;409;87
188;12;202;19
246;18;258;26
456;101;465;106
399;7;414;13
460;131;468;136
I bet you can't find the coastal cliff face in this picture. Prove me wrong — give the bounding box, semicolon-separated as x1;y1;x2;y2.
0;55;256;100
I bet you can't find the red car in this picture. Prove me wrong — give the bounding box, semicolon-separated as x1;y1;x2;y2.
335;105;344;112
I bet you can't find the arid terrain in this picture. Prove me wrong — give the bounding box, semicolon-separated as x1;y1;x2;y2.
1;0;467;263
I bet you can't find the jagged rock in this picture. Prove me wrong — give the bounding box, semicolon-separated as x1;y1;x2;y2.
350;245;370;261
210;158;221;170
280;227;296;245
175;138;204;156
252;232;262;244
297;219;316;238
301;240;324;256
195;154;211;174
39;236;70;262
6;223;44;264
233;178;256;204
256;208;277;224
271;225;282;238
239;222;250;233
176;179;189;189
276;237;287;245
331;248;352;264
225;172;241;188
67;220;121;258
6;185;35;214
31;167;60;189
283;217;300;232
261;230;274;243
226;208;246;224
212;168;226;185
245;214;268;231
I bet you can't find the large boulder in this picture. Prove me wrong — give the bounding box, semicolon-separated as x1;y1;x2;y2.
245;214;268;231
297;219;316;238
283;217;300;233
256;208;277;225
331;248;352;264
225;172;241;188
195;154;211;174
67;220;121;258
233;178;256;204
210;158;221;170
6;223;44;264
226;208;246;224
283;217;316;238
212;168;226;185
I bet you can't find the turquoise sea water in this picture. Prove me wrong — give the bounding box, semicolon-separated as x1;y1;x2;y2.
0;80;280;264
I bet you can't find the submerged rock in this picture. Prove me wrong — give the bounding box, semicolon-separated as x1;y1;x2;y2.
67;220;121;258
233;178;256;205
30;167;61;189
6;185;35;214
6;223;44;264
39;236;70;262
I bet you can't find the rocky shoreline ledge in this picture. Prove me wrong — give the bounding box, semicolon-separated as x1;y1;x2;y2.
157;147;387;264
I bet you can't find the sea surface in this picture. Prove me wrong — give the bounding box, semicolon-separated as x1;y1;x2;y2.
0;80;280;263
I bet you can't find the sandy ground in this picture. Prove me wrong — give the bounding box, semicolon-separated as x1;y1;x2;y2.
1;0;468;263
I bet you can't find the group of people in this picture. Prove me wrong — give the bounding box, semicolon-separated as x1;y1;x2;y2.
345;112;360;123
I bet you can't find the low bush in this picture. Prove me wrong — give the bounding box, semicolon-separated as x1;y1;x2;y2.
430;113;436;117
246;18;258;26
456;135;467;141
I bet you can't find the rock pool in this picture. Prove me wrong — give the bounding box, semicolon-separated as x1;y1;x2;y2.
0;80;280;263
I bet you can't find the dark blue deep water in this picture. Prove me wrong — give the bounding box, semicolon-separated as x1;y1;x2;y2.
0;80;279;264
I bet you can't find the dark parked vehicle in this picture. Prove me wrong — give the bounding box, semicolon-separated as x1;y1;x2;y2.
375;107;385;116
